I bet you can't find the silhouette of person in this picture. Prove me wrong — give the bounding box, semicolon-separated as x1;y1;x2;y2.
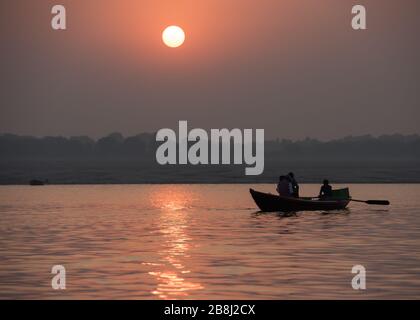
276;175;292;197
319;179;333;199
287;172;299;197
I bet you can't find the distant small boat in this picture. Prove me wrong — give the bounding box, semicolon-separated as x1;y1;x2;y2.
29;179;47;186
250;188;350;212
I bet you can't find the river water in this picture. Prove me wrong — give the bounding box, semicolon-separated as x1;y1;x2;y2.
0;184;419;299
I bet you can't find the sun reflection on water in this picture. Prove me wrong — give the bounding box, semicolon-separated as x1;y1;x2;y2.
146;186;203;299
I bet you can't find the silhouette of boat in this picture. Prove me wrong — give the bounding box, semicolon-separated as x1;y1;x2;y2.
250;188;350;212
29;179;46;186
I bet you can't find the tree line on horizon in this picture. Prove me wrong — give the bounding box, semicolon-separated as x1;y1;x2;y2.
0;132;419;160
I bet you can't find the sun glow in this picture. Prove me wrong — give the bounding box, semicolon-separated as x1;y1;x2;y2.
162;26;185;48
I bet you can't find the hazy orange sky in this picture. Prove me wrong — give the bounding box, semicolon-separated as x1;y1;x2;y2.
1;0;419;139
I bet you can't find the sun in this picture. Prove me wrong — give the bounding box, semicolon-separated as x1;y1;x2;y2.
162;26;185;48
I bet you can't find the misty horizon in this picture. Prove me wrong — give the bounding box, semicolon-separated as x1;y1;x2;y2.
2;131;420;144
1;131;419;184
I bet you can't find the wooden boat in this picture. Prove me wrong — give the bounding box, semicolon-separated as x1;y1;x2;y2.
250;188;350;212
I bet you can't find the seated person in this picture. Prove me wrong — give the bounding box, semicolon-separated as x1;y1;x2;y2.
277;175;293;197
287;172;299;197
319;179;333;199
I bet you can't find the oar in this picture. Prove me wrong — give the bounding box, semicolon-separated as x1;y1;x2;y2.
312;196;390;205
349;198;390;205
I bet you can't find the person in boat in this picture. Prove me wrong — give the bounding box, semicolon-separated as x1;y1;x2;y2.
319;179;333;199
276;175;293;197
287;172;299;197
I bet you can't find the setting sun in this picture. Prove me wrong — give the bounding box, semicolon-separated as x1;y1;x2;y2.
162;26;185;48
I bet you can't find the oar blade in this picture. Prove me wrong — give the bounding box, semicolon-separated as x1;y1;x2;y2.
366;200;390;205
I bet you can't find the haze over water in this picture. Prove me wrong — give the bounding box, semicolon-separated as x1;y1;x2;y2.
0;184;419;299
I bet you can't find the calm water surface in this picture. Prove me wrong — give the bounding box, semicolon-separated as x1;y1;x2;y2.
0;184;419;299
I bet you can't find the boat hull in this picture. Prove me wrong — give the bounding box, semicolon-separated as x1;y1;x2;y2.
250;189;350;212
